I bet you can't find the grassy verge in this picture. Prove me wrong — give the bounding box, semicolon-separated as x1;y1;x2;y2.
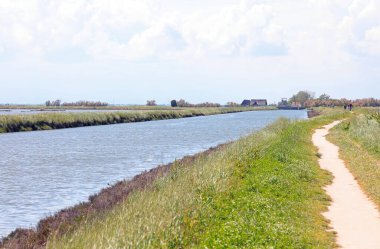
328;109;380;208
28;110;347;249
0;105;180;111
0;107;271;133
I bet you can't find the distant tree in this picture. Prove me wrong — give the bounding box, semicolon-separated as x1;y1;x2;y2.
62;100;108;107
170;100;178;107
353;98;380;107
289;91;314;107
195;102;221;107
286;95;380;108
170;99;220;108
53;99;61;106
226;102;239;107
318;93;330;101
177;99;190;107
146;100;157;106
45;99;61;107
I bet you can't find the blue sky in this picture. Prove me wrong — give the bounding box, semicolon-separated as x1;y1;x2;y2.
0;0;379;105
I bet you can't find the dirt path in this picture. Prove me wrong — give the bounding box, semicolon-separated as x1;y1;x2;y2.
312;121;380;249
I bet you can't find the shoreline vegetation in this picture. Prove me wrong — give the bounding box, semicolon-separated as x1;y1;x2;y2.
0;105;177;110
1;108;349;249
0;146;229;249
328;109;380;209
0;107;275;134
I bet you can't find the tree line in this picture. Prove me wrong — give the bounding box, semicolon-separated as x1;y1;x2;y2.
45;100;109;107
169;99;221;107
283;91;380;108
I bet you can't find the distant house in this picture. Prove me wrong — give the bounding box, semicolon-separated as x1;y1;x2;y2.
241;100;251;106
251;99;268;106
241;99;268;107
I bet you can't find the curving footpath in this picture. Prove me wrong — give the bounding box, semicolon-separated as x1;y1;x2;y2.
312;121;380;249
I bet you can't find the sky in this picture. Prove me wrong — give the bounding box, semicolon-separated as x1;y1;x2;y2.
0;0;379;105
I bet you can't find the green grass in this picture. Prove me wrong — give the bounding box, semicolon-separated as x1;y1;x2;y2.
46;110;348;249
0;107;271;133
0;105;176;110
329;110;380;208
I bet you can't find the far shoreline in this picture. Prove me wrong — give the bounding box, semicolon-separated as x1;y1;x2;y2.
0;107;277;134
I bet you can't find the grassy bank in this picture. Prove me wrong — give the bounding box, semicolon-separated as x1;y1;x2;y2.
30;111;348;248
0;105;177;111
0;107;271;133
329;109;380;208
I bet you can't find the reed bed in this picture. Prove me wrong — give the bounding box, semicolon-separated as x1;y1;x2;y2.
0;107;268;133
0;105;175;110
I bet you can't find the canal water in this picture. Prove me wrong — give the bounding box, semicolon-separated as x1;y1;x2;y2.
0;110;306;237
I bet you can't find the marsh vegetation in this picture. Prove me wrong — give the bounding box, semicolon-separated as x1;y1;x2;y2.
0;107;272;133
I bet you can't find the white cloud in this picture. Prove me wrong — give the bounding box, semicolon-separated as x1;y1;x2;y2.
360;25;380;55
349;0;378;20
0;0;289;61
0;0;379;62
179;2;285;58
11;24;33;46
337;0;380;56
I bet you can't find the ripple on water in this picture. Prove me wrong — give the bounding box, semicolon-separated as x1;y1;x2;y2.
0;110;307;237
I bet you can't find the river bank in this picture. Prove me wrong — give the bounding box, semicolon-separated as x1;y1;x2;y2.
1;109;348;248
0;145;227;249
0;107;274;133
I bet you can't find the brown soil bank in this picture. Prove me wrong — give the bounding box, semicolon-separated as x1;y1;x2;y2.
307;109;320;118
0;145;227;249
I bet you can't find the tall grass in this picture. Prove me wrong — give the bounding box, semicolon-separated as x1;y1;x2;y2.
0;105;177;110
45;111;347;249
329;110;380;207
0;107;267;133
343;111;380;154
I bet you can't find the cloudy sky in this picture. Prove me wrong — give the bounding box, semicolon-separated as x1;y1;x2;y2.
0;0;379;105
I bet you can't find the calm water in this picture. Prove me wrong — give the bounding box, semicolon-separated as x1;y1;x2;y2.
0;110;306;237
